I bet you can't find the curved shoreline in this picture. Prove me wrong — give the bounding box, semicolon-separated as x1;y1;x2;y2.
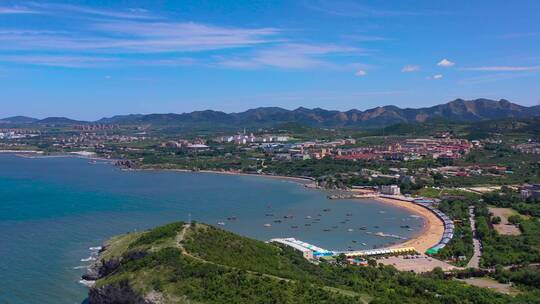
3;152;440;253
136;167;442;253
370;197;444;253
135;167;316;185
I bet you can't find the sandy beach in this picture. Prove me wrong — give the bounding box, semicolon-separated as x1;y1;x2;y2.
368;196;445;253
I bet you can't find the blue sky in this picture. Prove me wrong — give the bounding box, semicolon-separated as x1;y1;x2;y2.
1;0;539;120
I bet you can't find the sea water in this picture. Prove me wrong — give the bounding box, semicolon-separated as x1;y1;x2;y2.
0;154;423;303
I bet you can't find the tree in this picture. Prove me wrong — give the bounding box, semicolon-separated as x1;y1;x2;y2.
508;215;522;225
336;253;347;264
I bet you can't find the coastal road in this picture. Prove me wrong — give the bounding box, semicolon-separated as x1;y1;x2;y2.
467;206;481;269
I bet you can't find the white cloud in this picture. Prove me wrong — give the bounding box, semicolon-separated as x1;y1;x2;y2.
219;43;363;69
304;0;439;17
0;6;38;14
401;65;420;72
431;74;443;79
0;21;281;53
461;66;540;71
0;55;118;68
27;3;156;20
0;3;365;70
355;69;367;76
437;59;454;67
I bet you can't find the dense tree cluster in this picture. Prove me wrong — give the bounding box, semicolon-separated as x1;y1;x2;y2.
475;203;540;267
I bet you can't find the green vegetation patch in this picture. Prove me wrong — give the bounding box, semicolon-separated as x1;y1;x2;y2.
128;221;184;249
92;221;536;304
182;224;322;282
476;204;540;267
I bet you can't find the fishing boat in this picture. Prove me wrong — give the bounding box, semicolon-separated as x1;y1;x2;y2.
359;226;367;230
323;208;331;212
347;228;354;232
273;220;282;223
264;223;272;227
217;221;225;226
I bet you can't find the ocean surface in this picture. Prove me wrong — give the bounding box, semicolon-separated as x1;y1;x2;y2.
0;154;424;304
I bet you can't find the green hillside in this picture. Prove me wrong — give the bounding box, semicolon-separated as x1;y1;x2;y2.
88;222;538;304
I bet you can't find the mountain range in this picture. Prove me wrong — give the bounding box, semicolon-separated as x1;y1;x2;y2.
2;98;539;128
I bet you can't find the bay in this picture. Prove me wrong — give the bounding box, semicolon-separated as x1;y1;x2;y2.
0;154;423;303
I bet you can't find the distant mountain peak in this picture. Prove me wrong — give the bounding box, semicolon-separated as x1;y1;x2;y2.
4;98;539;129
0;116;38;124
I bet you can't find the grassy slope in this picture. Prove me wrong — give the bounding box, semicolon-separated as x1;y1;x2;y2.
93;222;537;304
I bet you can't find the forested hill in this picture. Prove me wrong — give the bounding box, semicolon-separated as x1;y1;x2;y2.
85;221;526;304
96;98;540;128
3;98;540;129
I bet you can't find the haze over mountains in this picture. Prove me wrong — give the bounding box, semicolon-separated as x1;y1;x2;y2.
2;99;540;128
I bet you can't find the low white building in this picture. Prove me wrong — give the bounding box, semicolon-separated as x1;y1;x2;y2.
380;185;401;195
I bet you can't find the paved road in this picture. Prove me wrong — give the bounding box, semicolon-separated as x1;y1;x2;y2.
467;206;481;268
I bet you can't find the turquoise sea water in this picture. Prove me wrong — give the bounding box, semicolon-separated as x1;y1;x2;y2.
0;154;423;303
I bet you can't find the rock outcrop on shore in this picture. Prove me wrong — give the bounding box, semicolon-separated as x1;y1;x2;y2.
89;280;151;304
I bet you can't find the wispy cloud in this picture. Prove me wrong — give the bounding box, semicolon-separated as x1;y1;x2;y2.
401;65;420;72
461;66;540;71
437;59;454;67
304;0;439;17
341;34;391;42
218;43;363;69
498;32;539;39
0;5;38;14
25;2;156;19
0;3;371;70
458;72;540;85
430;74;443;80
0;21;281;53
0;55;118;68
